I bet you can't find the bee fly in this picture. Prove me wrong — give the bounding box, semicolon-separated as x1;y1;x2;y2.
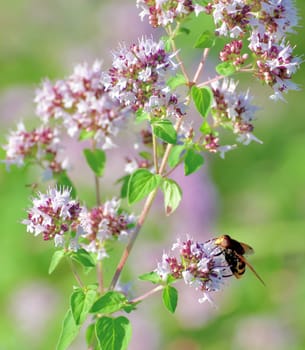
214;234;265;286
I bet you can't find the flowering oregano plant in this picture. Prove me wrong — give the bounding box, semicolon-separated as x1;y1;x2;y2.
1;1;301;349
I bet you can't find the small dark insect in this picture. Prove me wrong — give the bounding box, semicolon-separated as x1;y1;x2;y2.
214;234;265;286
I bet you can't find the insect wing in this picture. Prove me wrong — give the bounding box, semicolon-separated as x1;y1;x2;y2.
236;253;265;286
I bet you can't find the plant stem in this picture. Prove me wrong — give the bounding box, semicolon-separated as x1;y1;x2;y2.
197;75;224;88
109;188;159;289
152;133;159;173
91;140;103;293
192;48;210;84
166;25;190;83
69;260;84;288
129;285;164;304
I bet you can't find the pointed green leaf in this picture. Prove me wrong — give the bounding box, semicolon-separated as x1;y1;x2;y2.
70;288;97;325
95;316;132;350
168;145;185;168
135;109;150;124
127;169;162;205
184;149;204;175
161;35;171;52
56;310;81;350
49;250;65;274
199;120;212;134
83;148;106;177
71;249;96;268
191;86;213;118
138;271;161;284
167;73;187;90
215;61;236;76
194;30;215;48
151;119;177;144
86;323;96;347
90;291;127;314
79;130;95;141
161;179;182;215
162;286;178;314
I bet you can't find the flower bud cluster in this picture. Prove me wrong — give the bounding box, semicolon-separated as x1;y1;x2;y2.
23;187;82;242
210;78;261;146
207;0;301;100
137;0;205;28
2;122;66;173
155;237;232;303
22;188;136;259
35;61;129;149
103;37;184;120
79;199;136;260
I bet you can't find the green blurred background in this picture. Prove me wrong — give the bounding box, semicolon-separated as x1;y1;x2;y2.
0;1;304;349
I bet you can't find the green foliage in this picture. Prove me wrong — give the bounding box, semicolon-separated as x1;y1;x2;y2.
184;148;204;175
127;169;162;204
191;86;213;118
83;148;106;177
167;73;187;90
49;250;65;274
138;271;162;284
70;287;97;325
56;310;80;350
162;286;178;314
194;30;215;48
215;61;236;76
135;109;150;123
161;178;182;215
168;145;185;168
151;118;177;144
90;291;128;314
95;316;132;350
71;249;96;268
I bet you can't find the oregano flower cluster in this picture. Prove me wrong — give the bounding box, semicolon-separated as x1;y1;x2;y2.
1;0;302;349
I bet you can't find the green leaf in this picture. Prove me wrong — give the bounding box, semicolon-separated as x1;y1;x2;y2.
83;148;106;177
90;291;127;314
151;119;177;144
71;249;96;268
70;288;97;325
95;316;132;350
139;151;152;160
215;61;236;76
162;286;178;314
86;323;96;347
168;145;185;168
178;26;190;35
167;73;187;90
127;169;162;205
199;120;212;135
55;172;77;198
138;271;161;284
117;175;130;199
56;310;81;350
194;30;215;48
79;130;95;141
184;149;204;175
161;35;171;52
191;86;213;118
135;109;150;124
49;250;65;274
161;179;182;215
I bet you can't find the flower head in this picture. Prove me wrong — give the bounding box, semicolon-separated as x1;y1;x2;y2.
155;237;232;302
137;0;204;28
23;187;82;242
35;61;128;149
103;37;179;115
79;198;136;260
211;78;260;144
2;122;66;173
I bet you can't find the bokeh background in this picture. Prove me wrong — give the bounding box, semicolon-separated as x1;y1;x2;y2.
0;1;305;349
